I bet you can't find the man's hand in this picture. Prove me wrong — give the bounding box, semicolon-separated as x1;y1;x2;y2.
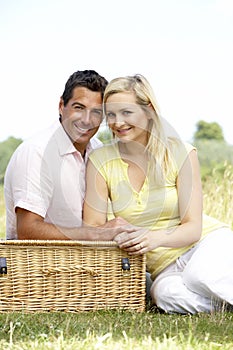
90;217;140;241
101;217;129;228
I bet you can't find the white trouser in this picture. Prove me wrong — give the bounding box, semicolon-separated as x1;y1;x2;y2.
150;228;233;314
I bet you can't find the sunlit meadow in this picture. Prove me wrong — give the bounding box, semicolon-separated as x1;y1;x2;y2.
0;164;232;349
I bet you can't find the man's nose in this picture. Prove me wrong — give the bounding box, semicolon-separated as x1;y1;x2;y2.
81;110;91;124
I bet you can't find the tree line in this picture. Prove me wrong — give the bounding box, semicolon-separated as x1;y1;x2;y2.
0;137;23;184
192;121;233;179
0;120;233;184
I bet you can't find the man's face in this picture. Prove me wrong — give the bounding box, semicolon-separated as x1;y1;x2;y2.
59;87;103;153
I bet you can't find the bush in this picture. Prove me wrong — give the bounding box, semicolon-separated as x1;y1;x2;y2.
194;140;233;180
0;136;22;184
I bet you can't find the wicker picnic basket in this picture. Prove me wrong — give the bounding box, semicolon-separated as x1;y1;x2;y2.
0;240;146;312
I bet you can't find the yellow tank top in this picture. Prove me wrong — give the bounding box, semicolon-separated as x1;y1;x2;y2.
89;140;228;279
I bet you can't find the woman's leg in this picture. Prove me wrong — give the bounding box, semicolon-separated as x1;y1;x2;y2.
151;228;233;313
183;228;233;305
151;263;213;314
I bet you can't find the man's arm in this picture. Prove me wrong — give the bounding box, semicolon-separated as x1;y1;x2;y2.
16;208;132;241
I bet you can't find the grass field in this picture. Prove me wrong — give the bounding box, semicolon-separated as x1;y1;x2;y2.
202;164;233;229
0;165;232;349
0;186;5;239
0;310;233;349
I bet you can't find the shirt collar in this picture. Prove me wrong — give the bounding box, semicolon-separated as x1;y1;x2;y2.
53;120;101;157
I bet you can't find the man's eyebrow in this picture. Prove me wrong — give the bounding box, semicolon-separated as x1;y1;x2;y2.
71;102;102;110
71;102;85;108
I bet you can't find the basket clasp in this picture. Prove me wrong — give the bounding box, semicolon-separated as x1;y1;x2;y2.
0;257;7;276
122;258;130;275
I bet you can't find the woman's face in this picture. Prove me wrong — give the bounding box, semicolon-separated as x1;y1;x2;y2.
105;92;151;145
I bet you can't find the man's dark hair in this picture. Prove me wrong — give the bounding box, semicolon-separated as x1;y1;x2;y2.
61;70;108;106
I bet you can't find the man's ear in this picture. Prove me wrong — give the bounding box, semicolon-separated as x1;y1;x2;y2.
59;97;64;116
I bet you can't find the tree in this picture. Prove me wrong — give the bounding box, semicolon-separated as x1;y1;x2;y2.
193;120;225;142
0;136;22;183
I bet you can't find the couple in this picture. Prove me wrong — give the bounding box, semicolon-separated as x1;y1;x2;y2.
4;70;233;314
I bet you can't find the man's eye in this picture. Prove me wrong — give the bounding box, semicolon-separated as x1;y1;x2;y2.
92;110;102;115
91;110;103;118
74;105;83;110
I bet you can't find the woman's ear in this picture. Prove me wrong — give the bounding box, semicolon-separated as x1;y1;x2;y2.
146;103;154;119
148;103;153;110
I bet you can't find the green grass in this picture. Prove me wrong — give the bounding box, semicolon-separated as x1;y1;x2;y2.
0;186;5;239
0;165;233;349
0;310;233;349
202;164;233;229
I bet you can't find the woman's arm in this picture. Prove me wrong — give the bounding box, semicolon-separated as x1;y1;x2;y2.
114;149;203;254
83;159;142;240
83;159;109;226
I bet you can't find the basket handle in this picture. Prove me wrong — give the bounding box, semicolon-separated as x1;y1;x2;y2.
42;264;99;277
0;240;118;247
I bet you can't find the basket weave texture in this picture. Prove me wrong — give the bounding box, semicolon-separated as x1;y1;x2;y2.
0;240;146;312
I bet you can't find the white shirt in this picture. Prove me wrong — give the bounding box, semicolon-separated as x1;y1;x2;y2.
4;120;102;239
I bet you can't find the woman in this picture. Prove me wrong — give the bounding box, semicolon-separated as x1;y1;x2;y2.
83;74;233;314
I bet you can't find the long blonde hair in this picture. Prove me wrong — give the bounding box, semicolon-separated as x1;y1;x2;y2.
103;74;177;183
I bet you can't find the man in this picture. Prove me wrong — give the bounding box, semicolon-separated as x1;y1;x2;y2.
4;70;128;240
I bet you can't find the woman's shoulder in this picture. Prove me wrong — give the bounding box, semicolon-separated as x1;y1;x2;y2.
88;141;121;175
168;137;195;154
168;137;196;169
89;141;120;160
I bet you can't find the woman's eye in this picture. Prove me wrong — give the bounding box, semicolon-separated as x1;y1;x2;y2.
106;112;115;118
123;110;132;116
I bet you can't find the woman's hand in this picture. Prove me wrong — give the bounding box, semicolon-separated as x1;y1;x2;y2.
114;228;162;255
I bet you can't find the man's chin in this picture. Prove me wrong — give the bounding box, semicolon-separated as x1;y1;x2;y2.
72;129;98;143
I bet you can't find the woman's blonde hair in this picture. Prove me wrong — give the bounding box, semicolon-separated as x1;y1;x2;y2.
103;74;177;183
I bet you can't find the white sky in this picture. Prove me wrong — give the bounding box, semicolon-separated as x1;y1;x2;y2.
0;0;233;144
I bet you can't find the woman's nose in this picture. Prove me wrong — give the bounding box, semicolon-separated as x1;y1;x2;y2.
114;114;125;125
